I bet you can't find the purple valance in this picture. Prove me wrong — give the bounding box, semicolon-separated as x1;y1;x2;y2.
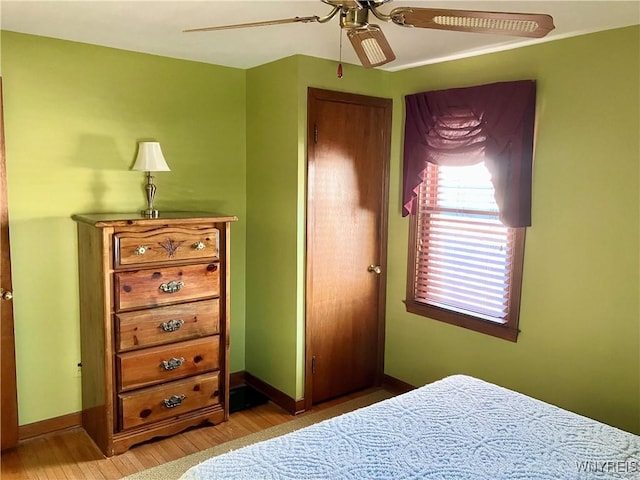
402;80;537;227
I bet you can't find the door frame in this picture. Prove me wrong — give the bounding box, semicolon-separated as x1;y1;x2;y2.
304;87;392;410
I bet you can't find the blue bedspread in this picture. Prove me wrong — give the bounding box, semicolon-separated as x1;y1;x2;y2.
180;375;640;479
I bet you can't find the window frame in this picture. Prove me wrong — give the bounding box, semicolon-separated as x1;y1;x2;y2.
405;162;527;342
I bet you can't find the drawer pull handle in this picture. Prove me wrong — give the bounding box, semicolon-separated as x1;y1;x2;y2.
159;280;184;294
162;394;186;409
134;246;147;255
193;241;206;250
161;357;185;371
160;319;185;332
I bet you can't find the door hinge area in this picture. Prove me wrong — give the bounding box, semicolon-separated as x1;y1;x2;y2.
313;124;318;144
311;356;316;374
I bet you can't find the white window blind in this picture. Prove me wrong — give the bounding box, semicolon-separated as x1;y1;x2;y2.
414;161;516;323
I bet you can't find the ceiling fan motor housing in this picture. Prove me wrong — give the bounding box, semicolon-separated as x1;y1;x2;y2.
341;8;370;29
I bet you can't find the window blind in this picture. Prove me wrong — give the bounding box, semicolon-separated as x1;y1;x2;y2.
414;162;515;323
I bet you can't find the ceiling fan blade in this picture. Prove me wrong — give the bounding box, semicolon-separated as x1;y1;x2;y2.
347;25;396;68
184;16;320;33
391;7;554;38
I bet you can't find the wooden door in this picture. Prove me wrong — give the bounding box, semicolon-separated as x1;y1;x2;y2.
0;78;19;450
305;88;391;407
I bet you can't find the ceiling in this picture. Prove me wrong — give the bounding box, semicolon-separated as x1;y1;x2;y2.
2;1;639;71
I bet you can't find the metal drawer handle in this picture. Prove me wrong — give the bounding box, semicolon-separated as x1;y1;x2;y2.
160;319;185;332
162;394;186;409
134;245;147;255
193;241;206;250
159;280;184;294
160;357;185;371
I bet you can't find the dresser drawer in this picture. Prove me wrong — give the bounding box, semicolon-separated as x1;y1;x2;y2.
119;372;220;430
115;299;220;352
114;227;219;267
117;336;220;392
114;263;220;311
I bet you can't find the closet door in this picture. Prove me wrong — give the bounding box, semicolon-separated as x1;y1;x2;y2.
305;88;391;407
1;78;19;450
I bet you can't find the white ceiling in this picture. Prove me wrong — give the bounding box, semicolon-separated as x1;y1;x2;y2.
2;0;639;71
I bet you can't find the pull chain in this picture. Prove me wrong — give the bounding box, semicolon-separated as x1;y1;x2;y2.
337;28;343;78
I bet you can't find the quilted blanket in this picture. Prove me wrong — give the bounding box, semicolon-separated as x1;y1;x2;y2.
180;375;640;479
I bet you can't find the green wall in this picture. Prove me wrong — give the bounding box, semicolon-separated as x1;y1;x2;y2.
1;32;247;425
245;57;301;398
2;25;638;435
245;28;640;433
244;55;393;399
386;25;640;434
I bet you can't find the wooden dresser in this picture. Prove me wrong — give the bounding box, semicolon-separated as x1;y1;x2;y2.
72;212;236;456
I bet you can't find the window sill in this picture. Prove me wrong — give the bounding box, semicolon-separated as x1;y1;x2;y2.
405;299;519;342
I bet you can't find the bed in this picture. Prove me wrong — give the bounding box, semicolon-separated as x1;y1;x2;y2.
180;375;640;479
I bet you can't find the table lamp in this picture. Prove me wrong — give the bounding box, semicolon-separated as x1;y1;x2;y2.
132;141;170;218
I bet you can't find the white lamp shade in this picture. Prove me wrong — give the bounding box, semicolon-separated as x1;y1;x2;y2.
132;142;170;172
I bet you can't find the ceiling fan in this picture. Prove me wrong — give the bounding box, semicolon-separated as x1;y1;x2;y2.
184;0;555;69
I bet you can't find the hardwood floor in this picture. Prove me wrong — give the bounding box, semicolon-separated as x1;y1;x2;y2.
0;387;385;480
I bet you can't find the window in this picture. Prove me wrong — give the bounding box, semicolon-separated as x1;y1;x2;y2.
402;80;536;341
406;161;525;342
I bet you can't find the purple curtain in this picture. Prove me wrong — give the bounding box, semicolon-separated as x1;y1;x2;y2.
402;80;537;227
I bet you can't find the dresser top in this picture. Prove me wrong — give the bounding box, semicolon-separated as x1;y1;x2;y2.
72;211;238;227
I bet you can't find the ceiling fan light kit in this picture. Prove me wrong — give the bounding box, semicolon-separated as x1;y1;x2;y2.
184;0;554;69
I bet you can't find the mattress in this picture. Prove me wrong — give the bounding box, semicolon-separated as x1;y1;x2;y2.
180;375;640;479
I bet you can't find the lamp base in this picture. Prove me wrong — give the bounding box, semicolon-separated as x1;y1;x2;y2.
141;208;159;218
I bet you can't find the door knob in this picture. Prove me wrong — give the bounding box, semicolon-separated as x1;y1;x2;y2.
1;288;13;301
368;265;382;275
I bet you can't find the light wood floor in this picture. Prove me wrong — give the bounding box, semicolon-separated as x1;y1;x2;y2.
0;387;384;480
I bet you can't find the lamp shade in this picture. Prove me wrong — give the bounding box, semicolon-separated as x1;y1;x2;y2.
132;142;170;172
